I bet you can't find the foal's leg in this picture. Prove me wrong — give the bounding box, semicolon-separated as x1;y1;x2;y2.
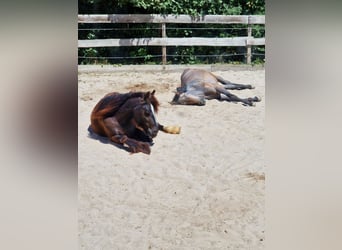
216;76;254;90
103;117;151;154
216;87;260;106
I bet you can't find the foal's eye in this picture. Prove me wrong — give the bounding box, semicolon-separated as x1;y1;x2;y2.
144;110;150;117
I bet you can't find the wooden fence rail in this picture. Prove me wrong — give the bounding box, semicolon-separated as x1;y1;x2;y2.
78;14;265;64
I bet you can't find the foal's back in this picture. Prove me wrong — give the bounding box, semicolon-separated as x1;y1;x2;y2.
180;68;223;99
181;68;220;87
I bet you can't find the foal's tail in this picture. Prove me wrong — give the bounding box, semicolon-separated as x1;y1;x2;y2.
159;124;181;134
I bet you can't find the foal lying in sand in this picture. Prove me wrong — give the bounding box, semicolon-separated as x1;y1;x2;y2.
171;68;261;106
90;90;180;154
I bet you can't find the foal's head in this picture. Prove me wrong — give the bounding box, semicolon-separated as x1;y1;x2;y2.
133;90;159;140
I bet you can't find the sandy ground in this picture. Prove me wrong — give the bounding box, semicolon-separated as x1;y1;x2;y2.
78;65;265;249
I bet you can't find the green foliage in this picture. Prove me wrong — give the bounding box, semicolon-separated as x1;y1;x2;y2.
133;48;153;63
173;47;200;64
79;48;97;64
129;0;242;16
252;46;265;65
244;0;265;14
78;0;265;65
79;0;265;15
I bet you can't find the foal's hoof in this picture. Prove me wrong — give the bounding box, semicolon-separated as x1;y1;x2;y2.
245;97;259;106
254;96;261;102
138;142;151;155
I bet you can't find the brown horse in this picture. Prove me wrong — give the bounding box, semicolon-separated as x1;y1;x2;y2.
89;90;179;154
171;68;261;106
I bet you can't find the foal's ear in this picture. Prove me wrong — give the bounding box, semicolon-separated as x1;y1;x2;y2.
144;91;151;101
144;90;156;102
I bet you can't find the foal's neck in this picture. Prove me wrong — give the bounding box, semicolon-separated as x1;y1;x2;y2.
115;97;140;123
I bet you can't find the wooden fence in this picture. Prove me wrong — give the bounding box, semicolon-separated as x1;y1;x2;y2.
78;14;265;64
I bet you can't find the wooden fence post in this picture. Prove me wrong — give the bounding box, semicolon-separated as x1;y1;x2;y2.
246;24;252;64
246;16;252;64
161;23;167;66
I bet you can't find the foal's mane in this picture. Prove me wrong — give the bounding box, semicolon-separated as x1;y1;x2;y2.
91;91;159;120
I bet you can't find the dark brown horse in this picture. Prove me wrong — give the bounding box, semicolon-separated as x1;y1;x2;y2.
171;68;261;106
89;90;179;154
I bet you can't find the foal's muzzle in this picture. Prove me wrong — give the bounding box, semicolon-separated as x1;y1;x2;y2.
147;127;159;138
